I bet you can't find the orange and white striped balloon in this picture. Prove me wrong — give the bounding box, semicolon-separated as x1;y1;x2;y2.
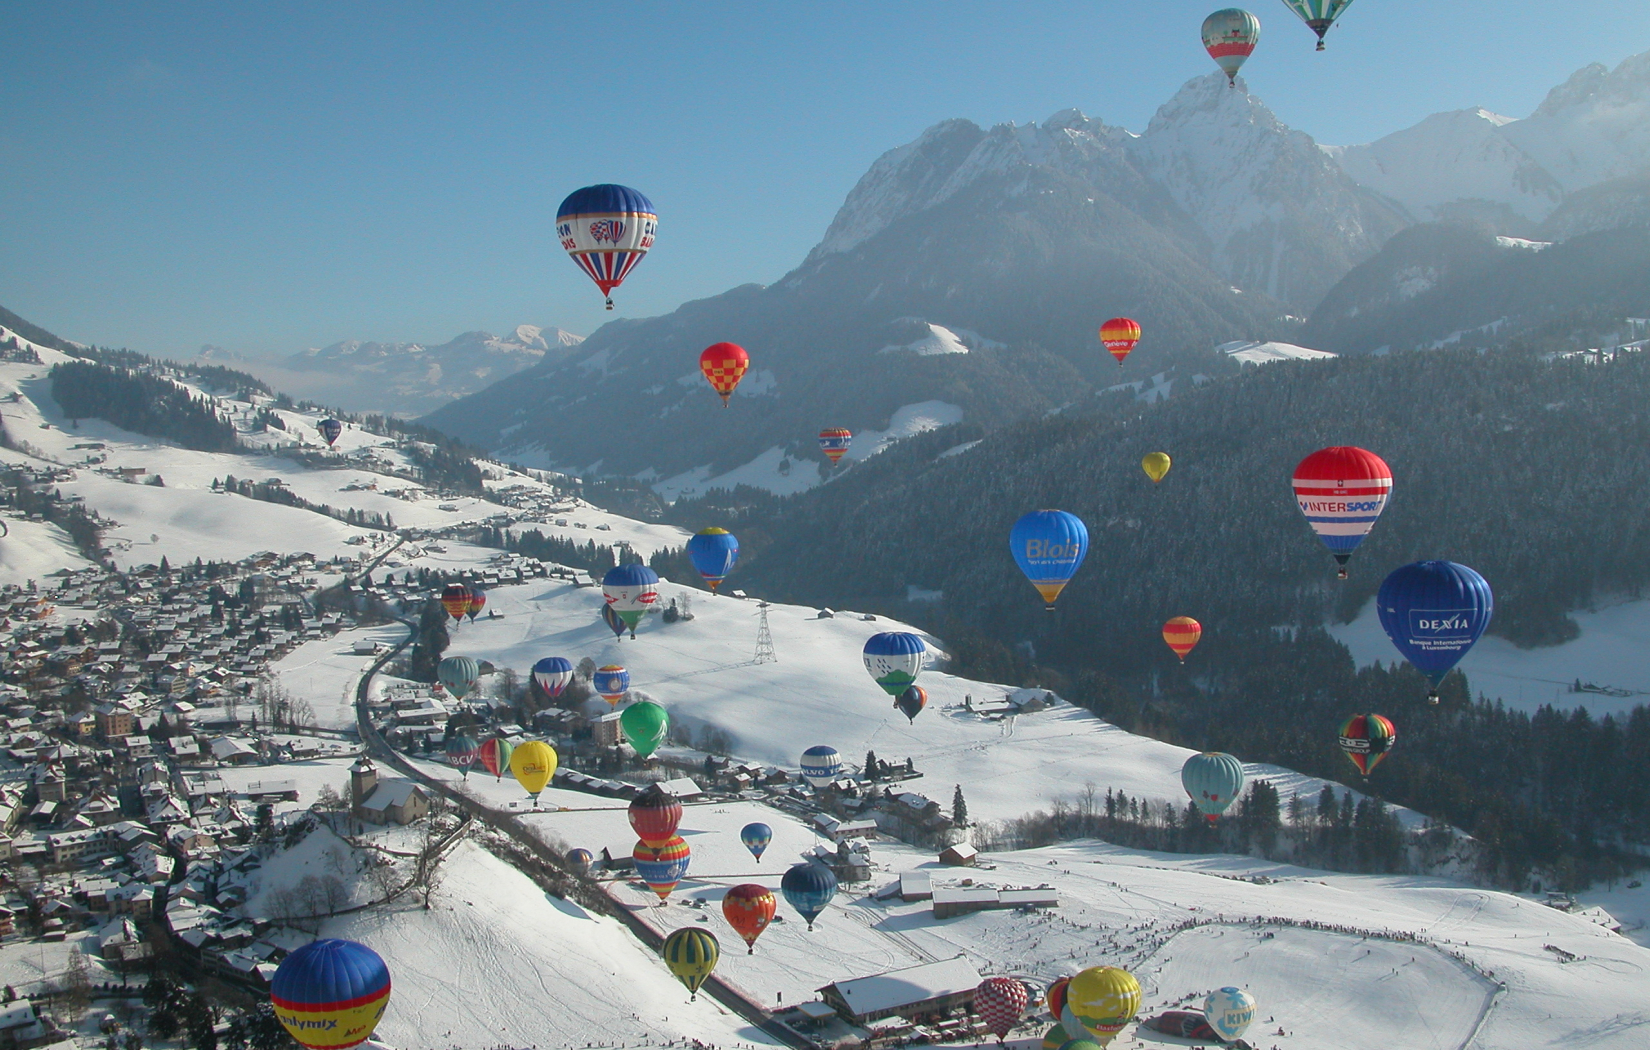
1099;317;1141;365
1162;616;1202;663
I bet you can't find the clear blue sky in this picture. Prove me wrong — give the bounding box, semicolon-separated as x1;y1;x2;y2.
3;2;1646;357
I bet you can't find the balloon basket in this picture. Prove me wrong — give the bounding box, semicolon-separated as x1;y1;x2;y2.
605;298;614;310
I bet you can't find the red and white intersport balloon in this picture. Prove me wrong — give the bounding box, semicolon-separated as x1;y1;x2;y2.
1291;446;1393;579
975;976;1030;1042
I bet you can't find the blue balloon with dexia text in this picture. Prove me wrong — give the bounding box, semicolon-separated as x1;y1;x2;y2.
532;657;574;699
1377;561;1493;702
780;861;838;929
862;632;926;697
740;822;773;861
1010;510;1089;609
686;528;739;593
800;745;843;788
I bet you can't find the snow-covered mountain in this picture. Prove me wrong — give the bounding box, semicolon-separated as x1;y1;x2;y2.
203;324;583;418
1332;50;1650;229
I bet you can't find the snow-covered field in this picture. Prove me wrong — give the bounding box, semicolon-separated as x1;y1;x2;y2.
0;516;91;587
1331;597;1650;716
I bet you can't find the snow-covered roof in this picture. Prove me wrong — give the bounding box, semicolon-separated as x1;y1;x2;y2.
362;779;424;812
822;957;982;1016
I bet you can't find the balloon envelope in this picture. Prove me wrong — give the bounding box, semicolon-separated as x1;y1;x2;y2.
1041;1026;1070;1050
1182;752;1246;820
603;563;660;630
780;861;837;928
532;656;574;699
444;734;478;772
740;822;773;861
1010;510;1089;608
620;700;669;758
1376;561;1493;697
594;665;630;705
1292;446;1393;575
566;848;594;874
601;603;627;640
1047;976;1071;1021
466;586;486;620
1066;966;1141;1046
1162;617;1202;663
862;632;926;696
437;656;479;700
271;938;391;1050
894;685;927;723
556;184;657;307
1281;0;1354;49
633;835;691;898
660;927;719;997
722;884;778;951
318;419;343;446
1338;713;1396;776
800;745;843;788
818;427;853;464
440;583;471;622
976;976;1030;1040
1099;317;1141;365
477;737;512;780
1202;8;1261;84
686;528;739;592
509;740;557;800
629;784;684;846
1204;986;1257;1042
1141;452;1171;483
699;342;751;405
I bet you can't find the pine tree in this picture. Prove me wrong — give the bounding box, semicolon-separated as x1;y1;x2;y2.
864;750;878;780
951;784;968;826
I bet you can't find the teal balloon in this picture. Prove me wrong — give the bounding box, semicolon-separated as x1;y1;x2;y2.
438;655;480;700
1181;752;1246;819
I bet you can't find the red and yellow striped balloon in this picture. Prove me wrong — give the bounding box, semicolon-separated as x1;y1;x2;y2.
1162;616;1202;663
699;343;750;406
1098;317;1141;365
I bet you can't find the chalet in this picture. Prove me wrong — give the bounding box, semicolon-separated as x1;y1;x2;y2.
818;957;982;1025
350;758;430;825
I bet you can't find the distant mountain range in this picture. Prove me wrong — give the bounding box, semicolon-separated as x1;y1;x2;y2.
425;50;1650;490
196;324;584;418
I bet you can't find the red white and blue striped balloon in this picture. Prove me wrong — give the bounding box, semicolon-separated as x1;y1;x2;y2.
1291;446;1392;576
556;184;657;309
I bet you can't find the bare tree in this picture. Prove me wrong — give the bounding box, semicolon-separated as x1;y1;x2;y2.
60;948;91;1021
411;795;457;910
366;855;404;904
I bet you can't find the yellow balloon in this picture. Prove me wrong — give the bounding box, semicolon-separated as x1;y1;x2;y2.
661;928;720;999
1067;966;1141;1047
509;740;557;799
1141;452;1171;483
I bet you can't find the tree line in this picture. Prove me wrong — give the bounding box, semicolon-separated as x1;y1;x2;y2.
50;360;239;452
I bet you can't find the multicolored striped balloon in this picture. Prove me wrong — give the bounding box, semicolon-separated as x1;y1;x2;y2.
1291;446;1392;579
633;835;691;899
818;427;853;464
1339;713;1396;776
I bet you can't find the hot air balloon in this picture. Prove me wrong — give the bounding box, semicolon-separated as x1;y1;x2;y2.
1010;510;1089;610
556;184;657;310
818;428;853;464
894;685;927;724
270;939;391;1050
1182;752;1246;821
532;656;574;700
510;740;557;803
799;745;843;788
1099;317;1141;365
1292;446;1393;579
1041;1026;1070;1050
863;632;926;696
633;835;691;899
1141;452;1171;483
1066;965;1141;1048
477;737;512;780
440;583;472;623
628;783;684;848
466;586;486;622
601;603;627;640
602;563;660;637
317;419;343;447
593;664;630;706
686;528;739;592
977;976;1031;1044
437;656;480;700
1377;560;1493;703
740;822;772;861
620;700;669;759
660;928;719;1000
1204;987;1257;1042
722;884;777;953
1202;8;1261;86
699;342;750;406
566;847;594;874
444;734;478;778
1162;617;1202;663
1047;977;1071;1022
780;861;837;930
1338;713;1396;777
1281;0;1354;50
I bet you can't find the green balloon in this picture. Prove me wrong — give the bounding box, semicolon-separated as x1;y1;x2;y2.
619;700;669;758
